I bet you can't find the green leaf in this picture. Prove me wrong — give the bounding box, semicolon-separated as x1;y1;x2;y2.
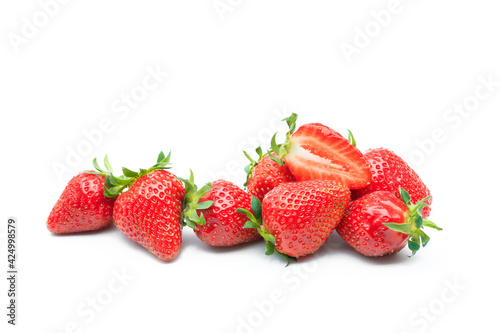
419;230;430;247
416;202;428;215
399;187;412;205
420;195;432;203
265;242;275;255
414;198;430;214
198;213;207;226
270;133;280;155
151;151;171;170
122;167;139;178
93;158;103;172
243;150;255;164
347;129;357;147
276;251;292;267
107;175;121;186
262;233;276;245
104;155;113;172
244;221;260;229
157;151;166;163
236;208;257;223
185;219;197;230
103;185;121;197
194;201;213;210
192;183;213;203
422;220;443;231
383;222;411;234
115;176;131;185
268;150;284;166
250;197;262;221
412;215;423;228
282;113;298;134
278;144;288;160
255;146;263;158
105;175;114;189
408;239;420;253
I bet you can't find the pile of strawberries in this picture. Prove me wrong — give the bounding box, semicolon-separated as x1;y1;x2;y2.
47;114;441;264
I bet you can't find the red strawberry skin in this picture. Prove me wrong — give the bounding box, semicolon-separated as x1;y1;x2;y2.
262;179;350;258
196;180;261;246
283;123;371;189
113;170;185;261
247;153;296;202
352;148;432;218
337;191;409;257
47;173;115;234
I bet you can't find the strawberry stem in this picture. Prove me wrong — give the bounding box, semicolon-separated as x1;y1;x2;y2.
237;197;292;266
177;170;214;229
243;146;264;188
101;151;172;198
383;187;442;256
86;155;114;178
268;113;298;166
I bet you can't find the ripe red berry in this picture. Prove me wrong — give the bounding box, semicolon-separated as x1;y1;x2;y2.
352;148;432;218
47;172;115;234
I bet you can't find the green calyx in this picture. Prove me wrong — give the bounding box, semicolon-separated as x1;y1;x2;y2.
236;197;293;266
268;113;298;166
243;146;264;188
242;113;298;186
86;155;114;178
176;170;214;230
101;151;172;198
383;187;442;256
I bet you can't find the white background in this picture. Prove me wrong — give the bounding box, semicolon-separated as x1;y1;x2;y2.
1;1;499;332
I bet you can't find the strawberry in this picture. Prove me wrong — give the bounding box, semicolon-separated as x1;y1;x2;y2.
352;148;432;218
243;147;295;202
238;179;350;263
179;173;261;246
268;114;371;189
47;157;116;234
105;152;185;261
337;189;442;257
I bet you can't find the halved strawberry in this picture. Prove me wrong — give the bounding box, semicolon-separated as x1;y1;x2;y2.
269;114;371;189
